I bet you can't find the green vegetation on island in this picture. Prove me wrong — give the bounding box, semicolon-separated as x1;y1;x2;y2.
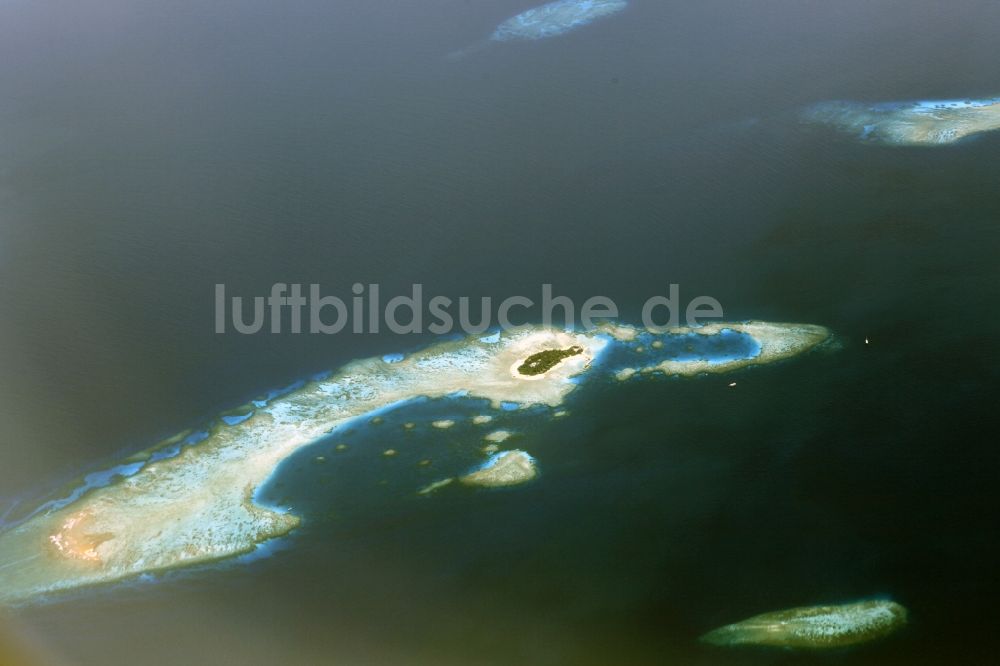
516;345;584;376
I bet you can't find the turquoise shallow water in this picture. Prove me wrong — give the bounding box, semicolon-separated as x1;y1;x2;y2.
602;329;762;371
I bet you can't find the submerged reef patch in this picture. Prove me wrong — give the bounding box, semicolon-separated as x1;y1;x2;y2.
615;368;637;381
492;0;628;42
449;0;627;59
701;599;908;649
459;451;538;488
417;478;454;496
803;97;1000;145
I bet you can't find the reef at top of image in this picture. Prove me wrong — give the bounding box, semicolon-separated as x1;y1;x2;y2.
449;0;628;60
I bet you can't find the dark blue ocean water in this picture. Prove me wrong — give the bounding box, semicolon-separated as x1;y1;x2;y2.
1;1;999;664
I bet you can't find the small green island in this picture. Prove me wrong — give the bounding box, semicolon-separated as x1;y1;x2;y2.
516;345;584;376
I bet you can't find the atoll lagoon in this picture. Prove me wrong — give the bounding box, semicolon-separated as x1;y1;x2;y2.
803;97;1000;145
605;322;829;379
701;600;908;649
0;321;831;605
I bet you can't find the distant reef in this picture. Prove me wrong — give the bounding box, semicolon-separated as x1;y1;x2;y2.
701;600;908;649
803;97;1000;145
